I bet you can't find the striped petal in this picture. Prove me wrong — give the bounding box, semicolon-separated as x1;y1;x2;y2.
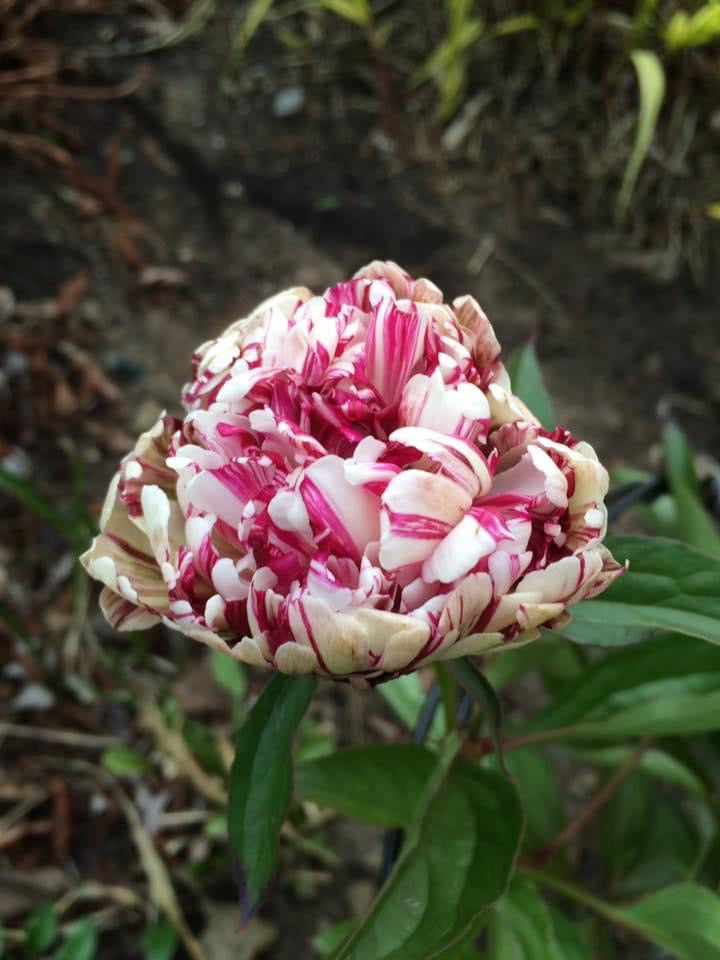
379;470;471;570
365;293;427;404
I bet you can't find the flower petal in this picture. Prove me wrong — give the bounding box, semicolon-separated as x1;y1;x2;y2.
380;469;471;570
365;294;427;404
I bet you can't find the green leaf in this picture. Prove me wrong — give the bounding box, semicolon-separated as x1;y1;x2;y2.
449;658;505;765
142;917;178;960
665;4;720;51
559;536;720;646
53;919;98;960
494;750;564;855
609;465;678;537
507;342;555;429
523;870;720;959
318;0;370;27
101;746;149;778
210;650;248;730
210;650;248;699
450;658;503;732
228;674;316;910
490;14;540;37
488;877;563;959
314;919;357;957
663;422;720;557
616;50;665;221
483;637;556;691
333;734;523;960
433;922;485;959
24;902;58;954
294;715;336;763
296;745;435;827
612;882;720;958
599;771;703;896
547;907;593;960
224;0;274;79
526;632;720;740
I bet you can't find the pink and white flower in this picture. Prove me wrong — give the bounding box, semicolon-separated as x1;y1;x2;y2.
81;261;623;681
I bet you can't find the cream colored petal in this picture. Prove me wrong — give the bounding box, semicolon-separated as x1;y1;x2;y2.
287;596;370;675
517;601;566;631
350;608;431;673
516;556;583;603
484;591;542;632
501;627;542;651
275;642;319;674
487;382;540;428
99;587;161;631
231;637;269;668
160;615;229;653
420;630;505;665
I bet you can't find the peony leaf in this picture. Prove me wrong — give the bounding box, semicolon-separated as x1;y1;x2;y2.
296;744;436;827
142;918;178;960
526;632;720;739
53;919;98;960
662;422;720;557
314;919;359;958
507;342;555;429
101;746;149;778
488;877;567;960
228;674;316;913
318;0;371;27
598;770;705;898
332;734;523;960
560;536;720;646
547;907;594;960
489;750;564;855
24;902;58;954
210;649;248;698
610;883;720;959
525;871;720;959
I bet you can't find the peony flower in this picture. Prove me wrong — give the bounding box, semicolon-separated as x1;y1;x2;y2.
81;261;623;682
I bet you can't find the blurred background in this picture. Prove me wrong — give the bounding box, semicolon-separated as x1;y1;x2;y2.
1;1;719;957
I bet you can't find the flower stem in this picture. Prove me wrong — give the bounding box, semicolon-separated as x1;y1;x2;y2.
517;864;618;920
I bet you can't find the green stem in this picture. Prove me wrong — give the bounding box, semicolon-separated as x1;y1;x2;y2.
518;864;650;943
432;663;458;731
450;658;509;776
518;865;617;919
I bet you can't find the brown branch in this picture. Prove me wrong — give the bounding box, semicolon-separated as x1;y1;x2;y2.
461;726;576;759
530;737;655;866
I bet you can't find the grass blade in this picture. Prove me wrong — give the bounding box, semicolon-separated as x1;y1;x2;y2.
616;50;665;222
